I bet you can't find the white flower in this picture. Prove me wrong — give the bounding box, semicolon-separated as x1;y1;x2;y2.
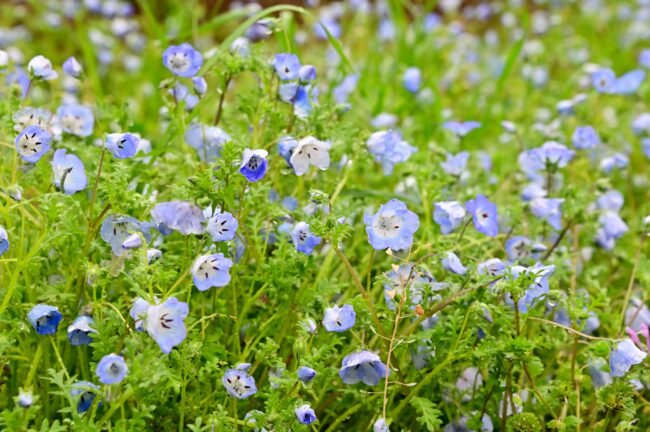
289;136;331;176
28;55;58;80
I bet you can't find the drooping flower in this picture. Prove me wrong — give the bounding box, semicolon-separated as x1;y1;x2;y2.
273;53;301;80
530;198;564;230
205;210;238;241
527;141;575;169
365;199;419;251
100;215;141;256
104;133;139;159
291;222;322;255
299;65;317;82
240;149;269;182
441;151;469;176
323;304;356;332
295;404;317;425
67;315;97;346
192;76;207;95
192;253;233;291
477;258;507;277
297;366;317;383
15;125;51;163
572;126;600;150
339;350;388;386
184;122;231;162
402;67;421;93
289;136;331;176
147;248;162;263
433;201;466;234
442;120;481;137
56;104;94;137
63;56;83;78
71;381;100;413
52;149;87;195
441;251;467;275
383;264;446;310
162;43;203;77
96;354;127;384
121;233;143;250
0;226;8;257
374;418;390;432
28;304;62;335
222;369;257;399
28;55;58;80
366;130;416;175
465;194;499;237
610;339;647;377
151;201;206;235
131;297;189;353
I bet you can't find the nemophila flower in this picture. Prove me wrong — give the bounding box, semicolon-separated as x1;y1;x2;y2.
184;122;231;162
100;215;140;255
528;141;575;169
592;68;616;92
56;104;94;137
151;201;205;235
28;304;62;335
71;381;100;413
240;149;268;182
442;120;481;137
442;251;468;275
192;253;233;291
205;210;238;241
299;64;317;82
169;83;199;110
599;212;628;240
17;390;33;408
323;304;356;332
600;153;629;173
339;350;388;386
403;67;421;93
96;354;127;384
192;76;207;95
295;404;317;425
465;194;499;237
505;264;555;313
383;264;446;310
572;126;600;149
246;18;274;42
222;369;257;399
63;56;82;78
273;53;300;80
291;222;321;254
104;133;139;159
441;151;469;176
67;315;96;346
298;366;316;383
611;70;645;95
0;226;8;256
371;113;398;129
15;125;51;163
610;339;647;377
162;43;203;77
530;197;564;230
0;49;7;68
456;367;483;399
333;74;359;104
374;418;390;432
28;55;58;80
303;318;317;334
52;149;87;195
433;201;466;235
478;258;506;277
289;136;330;176
639;49;650;68
121;233;143;250
365;199;419;251
147;248;162;263
632;113;650;135
133;297;188;353
12;107;52;132
366;130;416;175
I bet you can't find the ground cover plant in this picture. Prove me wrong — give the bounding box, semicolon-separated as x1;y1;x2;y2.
1;0;650;430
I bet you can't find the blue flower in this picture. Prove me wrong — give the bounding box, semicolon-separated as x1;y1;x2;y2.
597;190;624;212
504;236;541;262
6;68;30;98
56;104;94;137
299;65;317;82
240;149;269;182
365;199;419;251
205;210;238;241
610;339;647;377
291;222;322;255
100;215;141;256
530;198;564;230
441;251;467;275
278;136;298;163
383;264;446;310
295;404;317;425
245;19;274;41
592;68;617;93
192;76;207;95
323;304;356;332
52;149;87;195
433;201;466;234
71;381;100;413
366;130;416;175
222;369;257;399
339;350;388;386
105;133;139;159
403;67;421;93
62;56;82;78
132;297;189;353
162;43;203;77
442;121;481;137
572;126;600;150
465;194;499;237
28;304;62;335
15;125;51;163
192;253;233;291
96;354;127;384
151;201;206;235
333;74;358;104
273;53;301;80
441;151;469;176
297;366;316;383
528;141;575;169
611;70;645;95
67;315;96;346
27;55;58;80
0;226;8;256
121;233;143;250
374;418;390;432
289;137;331;176
640;49;650;68
477;258;506;277
12;107;52;132
599;212;628;240
184;123;231;162
505;264;555;313
600;153;628;173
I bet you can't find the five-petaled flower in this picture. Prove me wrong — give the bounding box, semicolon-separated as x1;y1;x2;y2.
96;354;128;385
192;253;233;291
323;304;356;332
15;125;51;163
465;194;499;237
162;43;203;77
339;350;388;386
222;368;257;399
365;199;419;251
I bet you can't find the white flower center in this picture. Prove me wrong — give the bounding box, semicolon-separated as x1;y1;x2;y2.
169;52;190;72
373;213;401;238
196;257;221;281
18;132;43;157
225;373;252;396
61;114;84;135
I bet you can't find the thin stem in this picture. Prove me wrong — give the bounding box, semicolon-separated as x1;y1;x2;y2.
214;75;231;125
542;218;574;260
618;234;644;336
527;317;618;341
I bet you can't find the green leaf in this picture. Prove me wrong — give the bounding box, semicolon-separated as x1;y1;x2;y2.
410;397;443;431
